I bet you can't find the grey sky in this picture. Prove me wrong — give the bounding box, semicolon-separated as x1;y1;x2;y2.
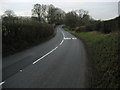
0;0;119;20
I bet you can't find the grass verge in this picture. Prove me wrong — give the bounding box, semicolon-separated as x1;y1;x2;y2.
71;31;119;88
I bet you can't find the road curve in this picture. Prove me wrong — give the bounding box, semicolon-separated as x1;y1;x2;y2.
2;26;88;88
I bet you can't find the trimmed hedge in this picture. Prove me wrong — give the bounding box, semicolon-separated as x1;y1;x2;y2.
2;17;55;57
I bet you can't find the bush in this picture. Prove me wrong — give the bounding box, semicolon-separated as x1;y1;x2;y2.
95;16;119;33
2;17;55;57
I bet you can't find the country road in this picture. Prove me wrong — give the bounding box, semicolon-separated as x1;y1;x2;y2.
2;26;88;88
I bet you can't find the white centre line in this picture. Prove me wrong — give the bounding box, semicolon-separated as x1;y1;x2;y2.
59;39;64;45
33;46;58;64
33;30;65;64
0;81;5;86
20;70;22;72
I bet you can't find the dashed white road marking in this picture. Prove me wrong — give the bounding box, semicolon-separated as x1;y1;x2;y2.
71;38;77;40
0;81;5;86
64;38;71;40
64;37;77;40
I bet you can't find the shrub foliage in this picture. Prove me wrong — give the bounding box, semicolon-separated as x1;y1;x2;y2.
2;17;55;57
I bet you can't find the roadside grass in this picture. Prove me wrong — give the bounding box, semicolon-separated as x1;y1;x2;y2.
63;26;69;31
71;31;119;88
62;26;70;31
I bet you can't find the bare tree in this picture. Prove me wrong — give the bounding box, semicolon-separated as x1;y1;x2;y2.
2;10;15;18
65;9;91;27
32;4;50;22
77;9;88;18
2;10;17;24
47;5;65;24
47;4;56;24
65;11;78;28
32;4;41;22
32;4;65;24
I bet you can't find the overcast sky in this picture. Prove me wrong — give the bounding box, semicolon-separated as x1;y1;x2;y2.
0;0;119;20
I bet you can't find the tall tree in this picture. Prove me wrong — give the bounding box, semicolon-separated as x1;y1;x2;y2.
32;4;41;22
64;9;91;28
47;4;56;24
54;8;66;24
65;11;78;28
2;10;15;18
32;4;65;24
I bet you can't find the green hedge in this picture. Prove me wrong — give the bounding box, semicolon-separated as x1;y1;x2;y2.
2;18;55;57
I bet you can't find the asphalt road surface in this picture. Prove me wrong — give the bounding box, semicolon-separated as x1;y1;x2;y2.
2;26;88;88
